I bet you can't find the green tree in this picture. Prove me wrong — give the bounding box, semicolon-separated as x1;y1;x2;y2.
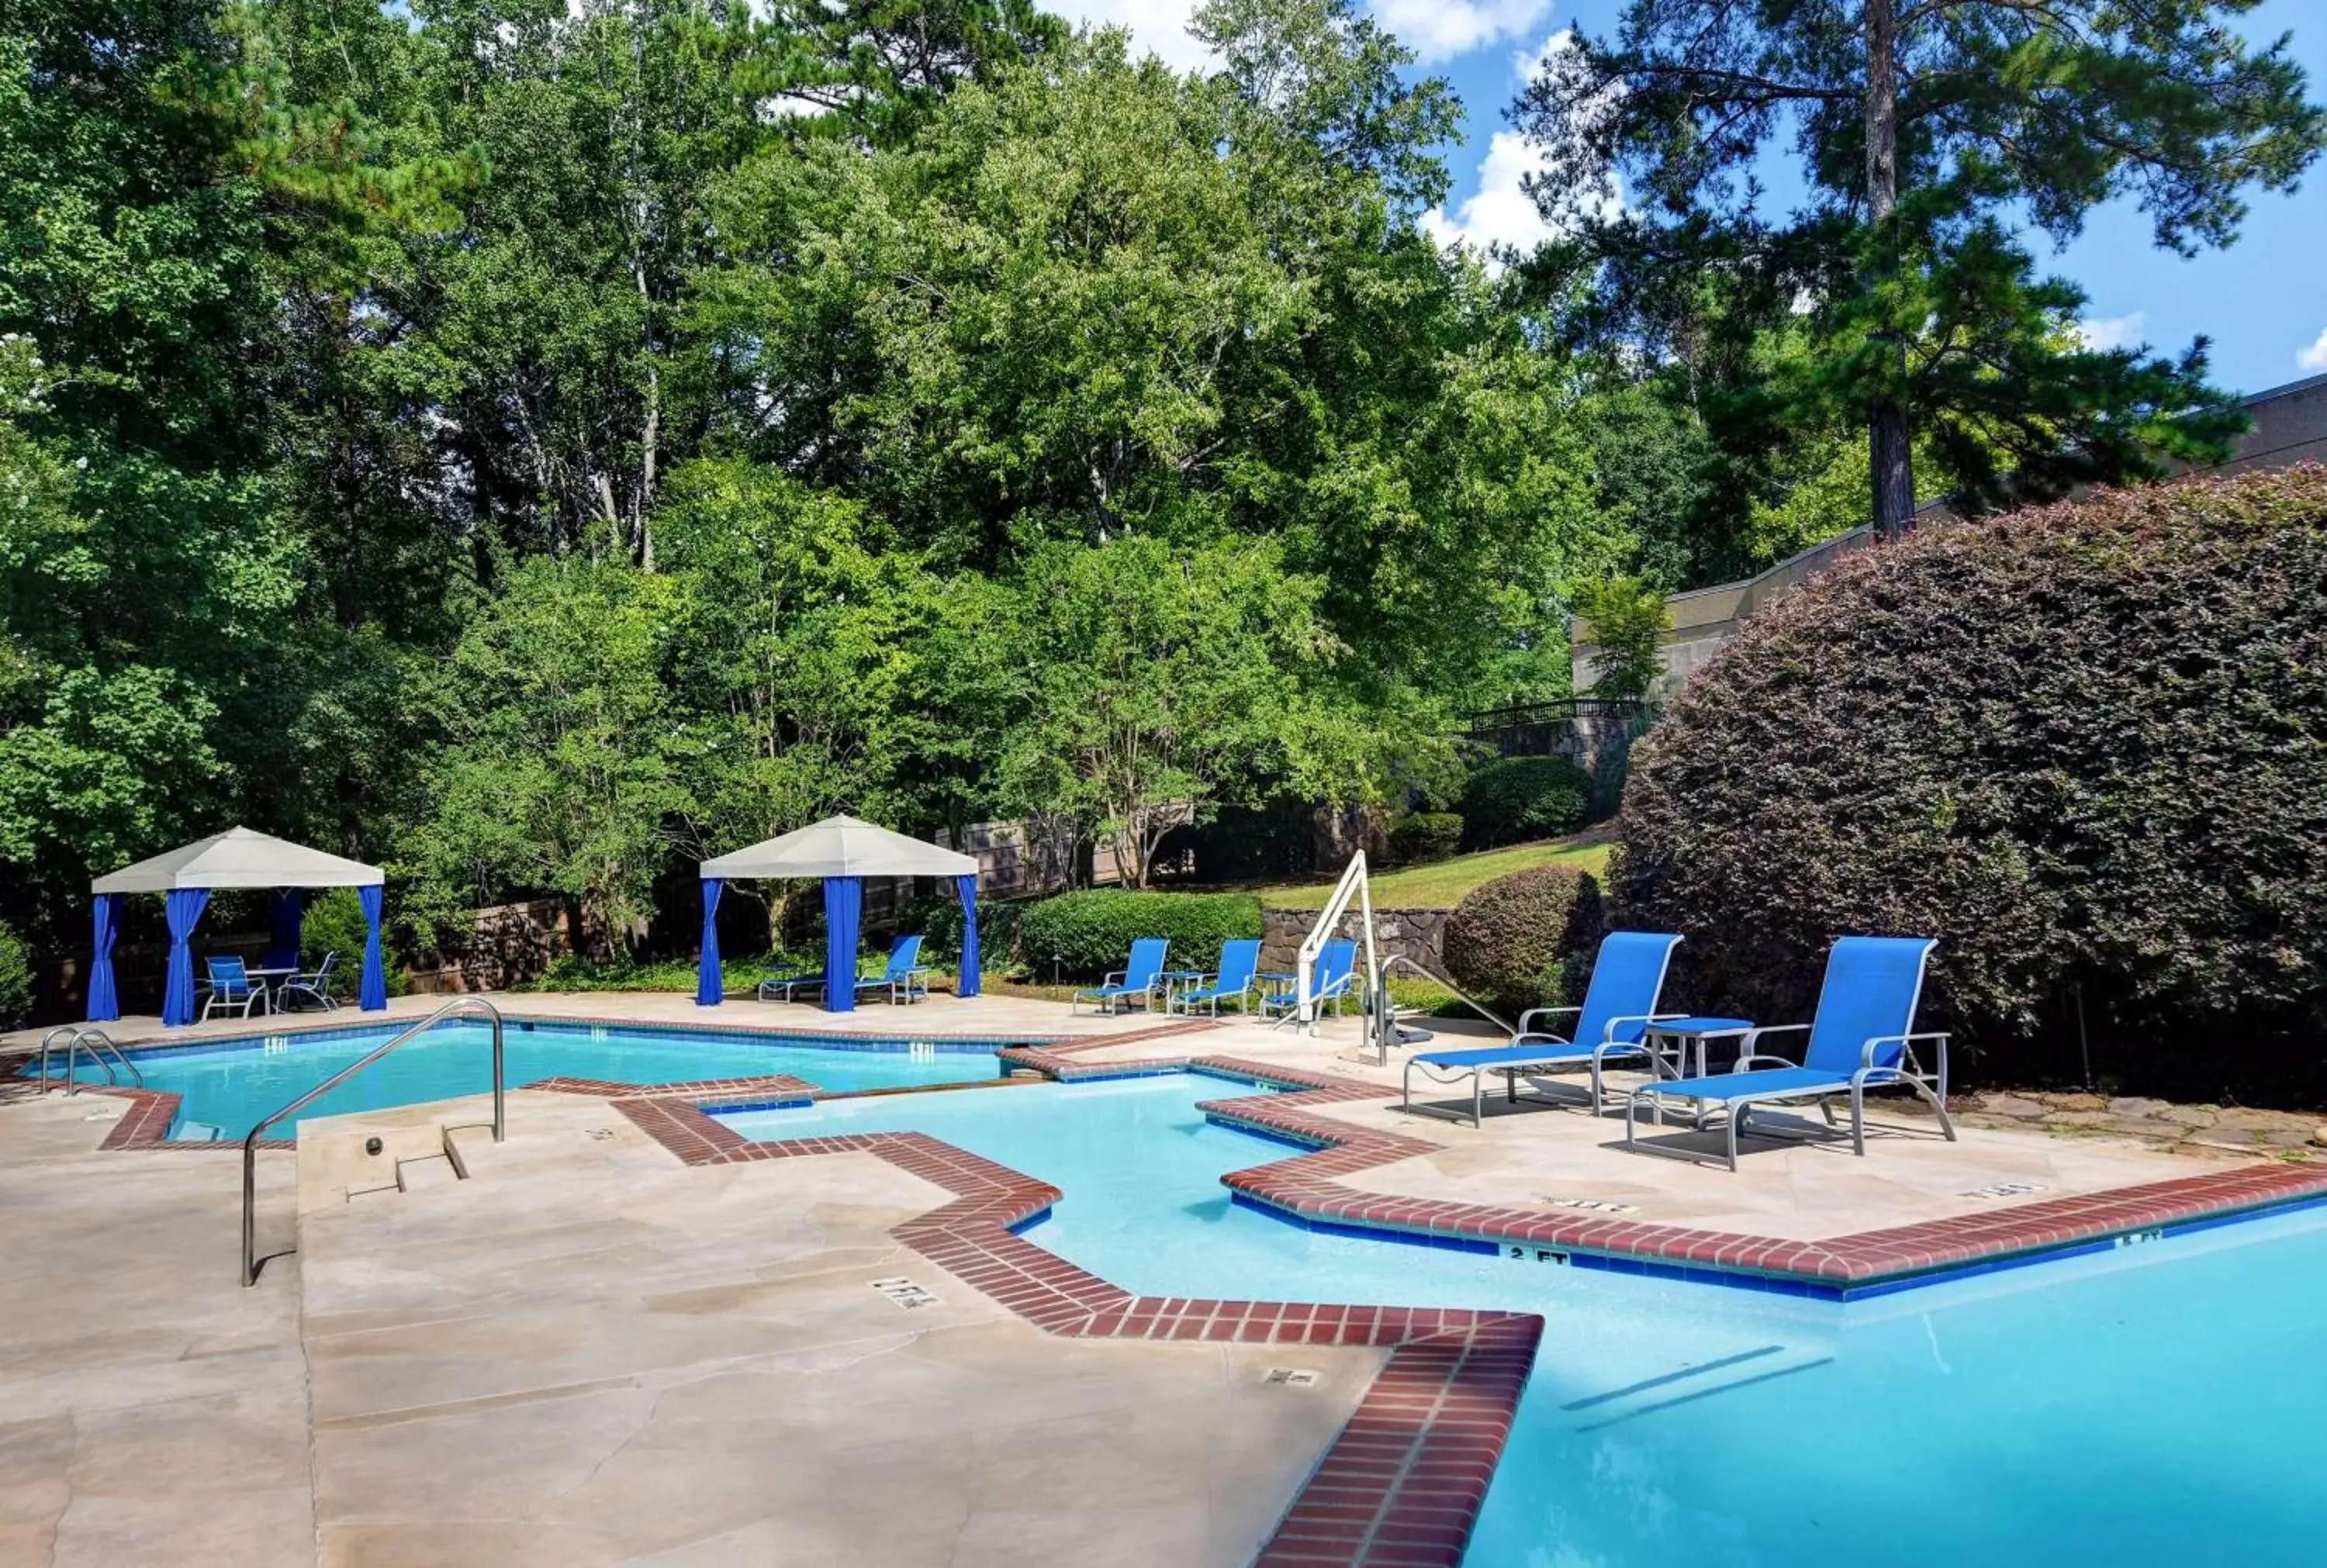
1521;2;2324;538
1571;576;1668;701
994;535;1374;887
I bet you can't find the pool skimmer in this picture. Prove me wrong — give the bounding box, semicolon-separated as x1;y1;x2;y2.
870;1276;941;1311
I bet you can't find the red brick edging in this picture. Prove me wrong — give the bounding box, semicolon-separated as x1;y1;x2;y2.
610;1086;1538;1567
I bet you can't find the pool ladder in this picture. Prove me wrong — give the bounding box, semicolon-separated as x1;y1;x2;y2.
241;995;507;1287
36;1026;143;1093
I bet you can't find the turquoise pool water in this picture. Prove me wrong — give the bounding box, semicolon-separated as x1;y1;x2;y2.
38;1021;1001;1139
723;1073;2327;1567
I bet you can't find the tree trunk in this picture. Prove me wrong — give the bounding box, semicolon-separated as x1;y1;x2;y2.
1863;0;1915;541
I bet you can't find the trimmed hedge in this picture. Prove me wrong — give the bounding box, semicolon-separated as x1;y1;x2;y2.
1459;756;1592;849
1612;467;2327;1098
1014;889;1264;979
1443;865;1605;1013
303;889;407;997
1387;812;1464;866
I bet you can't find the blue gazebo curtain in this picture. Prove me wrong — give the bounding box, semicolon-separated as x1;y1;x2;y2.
266;889;306;970
357;884;387;1011
823;876;863;1014
88;893;123;1021
696;877;724;1006
161;889;212;1027
955;873;981;998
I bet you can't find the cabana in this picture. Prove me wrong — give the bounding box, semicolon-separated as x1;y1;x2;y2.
697;814;980;1013
88;827;388;1027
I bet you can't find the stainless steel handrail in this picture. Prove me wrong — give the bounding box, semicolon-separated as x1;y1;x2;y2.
36;1026;142;1093
242;996;505;1286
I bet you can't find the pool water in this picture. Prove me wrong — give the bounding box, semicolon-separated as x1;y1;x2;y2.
44;1021;1001;1139
724;1073;2327;1567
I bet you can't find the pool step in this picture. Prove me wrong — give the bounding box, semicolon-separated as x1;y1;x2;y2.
396;1152;461;1193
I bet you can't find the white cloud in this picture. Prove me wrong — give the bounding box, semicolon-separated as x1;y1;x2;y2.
1046;0;1215;73
2299;326;2327;374
1367;0;1551;63
2073;312;2149;352
1420;128;1620;264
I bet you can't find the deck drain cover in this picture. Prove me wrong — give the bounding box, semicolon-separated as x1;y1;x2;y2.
1547;1197;1640;1214
80;1106;126;1121
1959;1181;2046;1199
1264;1368;1320;1387
870;1276;941;1310
586;1128;616;1141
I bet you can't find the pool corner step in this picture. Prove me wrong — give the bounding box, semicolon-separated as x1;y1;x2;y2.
396;1152;461;1193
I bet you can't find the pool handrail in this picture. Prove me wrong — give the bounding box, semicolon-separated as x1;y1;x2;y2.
242;995;506;1287
36;1025;143;1095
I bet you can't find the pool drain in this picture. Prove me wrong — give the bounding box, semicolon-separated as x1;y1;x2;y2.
870;1276;940;1310
1263;1368;1319;1387
1957;1181;2046;1199
1546;1197;1640;1214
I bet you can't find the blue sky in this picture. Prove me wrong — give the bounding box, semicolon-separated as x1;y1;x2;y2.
1061;0;2327;398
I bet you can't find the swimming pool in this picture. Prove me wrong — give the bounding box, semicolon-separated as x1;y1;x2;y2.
722;1073;2327;1566
37;1019;1003;1139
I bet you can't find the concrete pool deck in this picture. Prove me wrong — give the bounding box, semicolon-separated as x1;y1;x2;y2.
9;989;2327;1566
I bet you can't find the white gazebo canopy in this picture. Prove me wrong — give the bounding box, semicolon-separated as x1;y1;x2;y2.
699;813;977;881
90;826;384;894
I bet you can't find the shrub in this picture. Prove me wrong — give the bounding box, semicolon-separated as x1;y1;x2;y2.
1459;755;1592;849
1387;812;1464;866
897;892;1023;969
1443;865;1605;1014
1015;888;1264;979
302;889;407;996
1611;467;2327;1100
0;922;31;1026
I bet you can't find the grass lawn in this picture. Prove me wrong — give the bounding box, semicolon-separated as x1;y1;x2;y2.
1257;831;1615;910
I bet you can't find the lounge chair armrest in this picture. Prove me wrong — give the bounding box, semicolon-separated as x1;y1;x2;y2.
1858;1031;1951;1078
1741;1022;1810;1056
1516;1006;1578;1035
1595;1011;1678;1045
1733;1053;1801;1073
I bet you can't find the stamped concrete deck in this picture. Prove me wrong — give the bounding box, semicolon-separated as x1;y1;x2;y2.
8;989;2325;1566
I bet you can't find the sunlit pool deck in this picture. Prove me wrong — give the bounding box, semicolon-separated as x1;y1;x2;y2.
5;993;2324;1566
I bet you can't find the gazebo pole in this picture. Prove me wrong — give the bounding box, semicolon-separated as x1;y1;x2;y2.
161;889;211;1027
823;877;861;1014
955;872;981;998
696;879;724;1007
87;893;123;1023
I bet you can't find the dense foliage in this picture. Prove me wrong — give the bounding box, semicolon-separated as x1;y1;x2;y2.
1014;889;1264;979
1458;757;1592;849
1386;812;1462;867
1442;865;1603;1014
0;0;1638;976
0;920;29;1023
1611;466;2327;1097
1522;1;2318;542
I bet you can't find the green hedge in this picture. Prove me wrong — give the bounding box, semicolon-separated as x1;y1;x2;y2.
1014;889;1264;979
0;922;29;1027
1442;865;1604;1014
1611;467;2327;1099
1459;756;1592;849
1387;812;1464;866
898;892;1023;967
302;888;407;997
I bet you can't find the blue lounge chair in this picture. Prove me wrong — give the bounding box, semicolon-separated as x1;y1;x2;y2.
756;955;828;1003
278;952;340;1012
1625;935;1957;1171
1401;931;1684;1126
202;956;264;1021
1171;939;1262;1016
1260;938;1357;1019
1073;938;1169;1015
854;934;930;1006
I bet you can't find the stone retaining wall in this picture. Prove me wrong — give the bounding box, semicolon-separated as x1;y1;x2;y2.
1260;905;1447;973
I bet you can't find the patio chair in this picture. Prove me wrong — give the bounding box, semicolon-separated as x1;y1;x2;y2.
1259;938;1357;1020
755;956;828;1003
1171;939;1262;1016
1624;935;1957;1172
853;934;932;1006
278;952;340;1012
1072;938;1169;1015
1401;931;1684;1127
201;955;264;1021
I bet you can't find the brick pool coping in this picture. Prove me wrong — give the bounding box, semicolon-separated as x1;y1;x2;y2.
608;1074;1537;1568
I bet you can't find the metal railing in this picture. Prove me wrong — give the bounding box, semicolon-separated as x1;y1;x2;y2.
242;996;506;1287
35;1026;143;1094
